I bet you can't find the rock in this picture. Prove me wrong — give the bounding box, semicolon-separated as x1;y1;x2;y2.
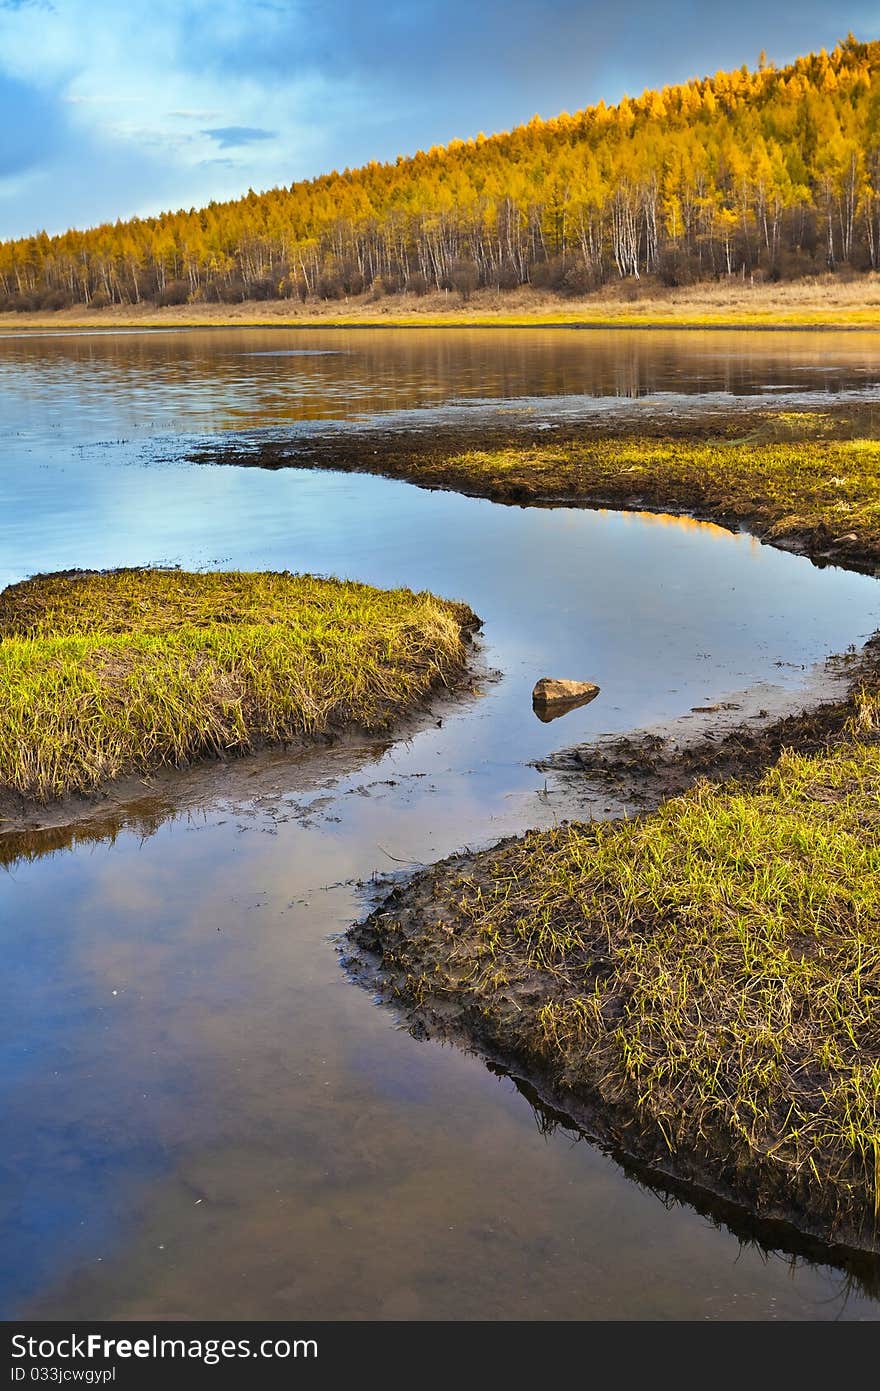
533;678;600;704
532;677;600;722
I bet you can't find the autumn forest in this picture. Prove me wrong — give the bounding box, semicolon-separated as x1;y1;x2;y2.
4;35;880;311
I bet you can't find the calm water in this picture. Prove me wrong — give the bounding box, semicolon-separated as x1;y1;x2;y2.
2;328;880;1319
5;325;880;446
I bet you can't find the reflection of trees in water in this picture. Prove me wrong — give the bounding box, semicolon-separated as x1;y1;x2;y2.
0;802;174;871
487;1062;880;1308
5;329;879;443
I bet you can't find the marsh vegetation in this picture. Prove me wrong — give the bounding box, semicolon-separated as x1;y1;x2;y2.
356;680;880;1250
0;568;476;802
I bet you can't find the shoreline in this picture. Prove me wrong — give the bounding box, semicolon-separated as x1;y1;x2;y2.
6;319;880;333
188;412;880;577
344;919;880;1285
5;275;880;332
347;642;880;1258
537;648;869;812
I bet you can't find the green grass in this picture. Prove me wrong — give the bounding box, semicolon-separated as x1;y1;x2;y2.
369;688;880;1245
0;568;476;802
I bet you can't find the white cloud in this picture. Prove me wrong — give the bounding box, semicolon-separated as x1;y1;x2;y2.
0;0;371;234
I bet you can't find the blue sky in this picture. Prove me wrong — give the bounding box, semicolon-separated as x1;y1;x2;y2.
2;0;879;240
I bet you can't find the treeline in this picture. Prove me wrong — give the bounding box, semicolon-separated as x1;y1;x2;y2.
5;35;880;310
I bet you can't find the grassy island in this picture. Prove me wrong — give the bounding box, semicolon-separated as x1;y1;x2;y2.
0;568;477;803
270;422;880;572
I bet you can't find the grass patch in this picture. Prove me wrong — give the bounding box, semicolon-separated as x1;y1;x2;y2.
375;432;880;568
0;568;477;802
451;434;880;541
361;689;880;1247
236;414;880;569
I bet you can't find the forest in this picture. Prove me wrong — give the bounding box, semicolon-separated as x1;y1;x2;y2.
4;35;880;310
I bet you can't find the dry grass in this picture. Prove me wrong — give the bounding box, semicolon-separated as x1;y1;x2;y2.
365;689;880;1247
392;426;880;569
0;568;476;801
4;274;880;329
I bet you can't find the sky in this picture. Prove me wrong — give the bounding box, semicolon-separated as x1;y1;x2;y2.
2;0;880;241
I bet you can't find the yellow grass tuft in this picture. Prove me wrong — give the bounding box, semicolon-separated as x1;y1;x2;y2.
0;568;477;801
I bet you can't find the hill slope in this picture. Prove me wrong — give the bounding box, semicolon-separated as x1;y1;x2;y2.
3;36;880;311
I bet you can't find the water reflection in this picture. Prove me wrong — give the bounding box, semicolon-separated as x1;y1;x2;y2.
5;777;880;1321
4;326;880;445
501;1070;880;1307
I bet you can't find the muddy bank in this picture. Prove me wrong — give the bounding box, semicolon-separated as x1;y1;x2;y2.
189;404;880;575
347;637;880;1261
538;643;878;814
483;1067;880;1298
0;652;485;841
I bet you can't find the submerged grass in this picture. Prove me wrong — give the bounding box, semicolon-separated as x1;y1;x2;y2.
363;690;880;1246
0;568;476;802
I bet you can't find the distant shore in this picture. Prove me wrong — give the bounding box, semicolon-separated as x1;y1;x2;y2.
4;273;880;331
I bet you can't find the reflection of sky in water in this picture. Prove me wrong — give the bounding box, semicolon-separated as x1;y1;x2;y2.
2;328;880;1319
2;458;877;758
6;798;880;1320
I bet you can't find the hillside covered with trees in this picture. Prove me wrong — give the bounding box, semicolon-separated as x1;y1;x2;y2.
4;36;880;311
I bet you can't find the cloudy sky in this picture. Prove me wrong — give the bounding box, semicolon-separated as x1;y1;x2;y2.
2;0;879;240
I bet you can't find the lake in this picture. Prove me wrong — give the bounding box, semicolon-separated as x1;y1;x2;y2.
2;327;880;1319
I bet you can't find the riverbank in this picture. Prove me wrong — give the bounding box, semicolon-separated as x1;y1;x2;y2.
4;274;880;331
335;418;880;1257
429;434;880;572
197;413;880;575
0;567;479;822
351;659;880;1255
